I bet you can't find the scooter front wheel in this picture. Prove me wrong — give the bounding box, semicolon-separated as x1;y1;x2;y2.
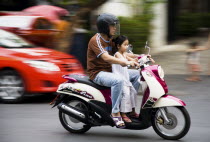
152;106;191;140
59;99;91;133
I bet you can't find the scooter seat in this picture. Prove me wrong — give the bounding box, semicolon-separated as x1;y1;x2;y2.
68;74;109;90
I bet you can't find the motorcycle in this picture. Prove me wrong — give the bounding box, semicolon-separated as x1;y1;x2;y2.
50;42;191;140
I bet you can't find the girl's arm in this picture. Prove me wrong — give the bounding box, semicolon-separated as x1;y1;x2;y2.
114;52;138;67
186;47;207;52
126;54;136;61
194;35;210;51
125;53;138;61
186;49;195;53
126;53;139;58
196;46;209;51
114;52;122;59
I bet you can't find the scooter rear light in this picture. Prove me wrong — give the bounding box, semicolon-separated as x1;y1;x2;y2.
62;75;77;83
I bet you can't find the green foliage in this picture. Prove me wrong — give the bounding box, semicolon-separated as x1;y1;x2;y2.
117;0;154;53
86;0;154;54
119;15;153;53
177;13;210;36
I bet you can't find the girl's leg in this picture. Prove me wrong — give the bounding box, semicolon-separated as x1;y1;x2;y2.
208;61;210;76
128;108;139;118
120;86;132;122
121;112;132;122
193;71;201;81
186;64;197;81
192;64;201;81
129;86;139;117
120;86;132;113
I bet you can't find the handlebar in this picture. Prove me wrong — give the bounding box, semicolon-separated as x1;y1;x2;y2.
127;64;140;69
145;41;151;55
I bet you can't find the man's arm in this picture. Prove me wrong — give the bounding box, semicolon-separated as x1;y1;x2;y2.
100;52;138;67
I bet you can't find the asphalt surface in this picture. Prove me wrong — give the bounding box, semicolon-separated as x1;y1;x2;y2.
1;44;210;142
0;74;210;142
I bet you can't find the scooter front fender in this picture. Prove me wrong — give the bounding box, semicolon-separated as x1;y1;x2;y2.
153;95;186;108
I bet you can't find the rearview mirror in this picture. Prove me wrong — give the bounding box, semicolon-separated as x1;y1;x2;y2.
145;41;150;55
127;44;133;53
145;41;148;49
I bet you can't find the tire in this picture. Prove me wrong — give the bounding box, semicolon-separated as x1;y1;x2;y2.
152;106;191;140
0;69;25;103
59;99;91;133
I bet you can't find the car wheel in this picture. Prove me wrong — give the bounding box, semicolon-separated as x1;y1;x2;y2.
0;69;25;103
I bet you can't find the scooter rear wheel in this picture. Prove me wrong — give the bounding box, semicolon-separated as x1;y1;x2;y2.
152;106;190;140
59;99;91;133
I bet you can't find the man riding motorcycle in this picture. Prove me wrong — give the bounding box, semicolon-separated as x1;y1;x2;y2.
51;14;191;139
87;13;140;127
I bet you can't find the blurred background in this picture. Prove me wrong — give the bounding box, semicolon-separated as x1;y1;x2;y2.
1;0;210;64
1;0;210;103
1;1;210;142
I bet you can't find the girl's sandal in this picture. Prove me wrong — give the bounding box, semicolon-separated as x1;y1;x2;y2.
128;112;139;119
122;116;132;123
111;116;126;129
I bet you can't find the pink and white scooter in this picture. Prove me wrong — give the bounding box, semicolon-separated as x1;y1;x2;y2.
51;42;191;140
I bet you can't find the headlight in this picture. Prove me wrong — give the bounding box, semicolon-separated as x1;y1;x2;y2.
24;60;60;71
158;66;164;80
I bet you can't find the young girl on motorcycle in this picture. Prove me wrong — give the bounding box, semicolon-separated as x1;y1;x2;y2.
112;35;140;123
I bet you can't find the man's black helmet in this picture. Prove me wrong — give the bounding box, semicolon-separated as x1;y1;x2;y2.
96;13;120;37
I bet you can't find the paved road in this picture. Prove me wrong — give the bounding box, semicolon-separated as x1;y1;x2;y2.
0;75;210;142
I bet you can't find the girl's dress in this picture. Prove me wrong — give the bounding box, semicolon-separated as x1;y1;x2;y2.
112;52;137;113
186;51;201;72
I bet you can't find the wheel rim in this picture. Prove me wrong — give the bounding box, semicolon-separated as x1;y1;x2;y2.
154;107;186;137
61;100;88;130
162;113;178;130
0;74;24;100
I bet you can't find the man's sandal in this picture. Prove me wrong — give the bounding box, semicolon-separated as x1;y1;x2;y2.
111;116;126;129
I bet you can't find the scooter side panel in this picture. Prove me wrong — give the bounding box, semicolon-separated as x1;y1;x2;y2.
140;81;148;94
57;83;106;102
153;95;186;108
141;70;165;98
56;91;90;102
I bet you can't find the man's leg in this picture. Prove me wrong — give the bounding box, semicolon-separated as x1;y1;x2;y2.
93;71;124;114
128;69;140;92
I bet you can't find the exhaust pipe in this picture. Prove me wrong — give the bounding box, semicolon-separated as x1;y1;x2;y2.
57;103;88;124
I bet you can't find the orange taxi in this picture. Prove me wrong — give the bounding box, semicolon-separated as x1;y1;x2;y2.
0;15;58;48
0;29;84;103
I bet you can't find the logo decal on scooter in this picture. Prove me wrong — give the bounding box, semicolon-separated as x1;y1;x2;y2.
58;85;94;99
146;71;153;77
